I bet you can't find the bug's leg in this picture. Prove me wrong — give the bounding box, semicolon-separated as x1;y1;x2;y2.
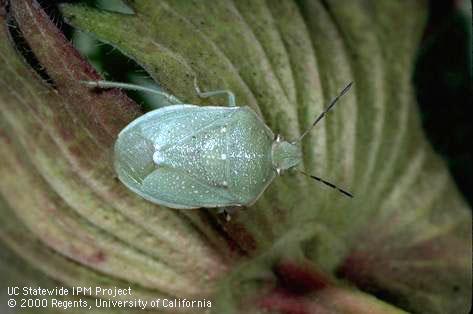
224;210;231;222
217;207;231;221
217;206;240;221
194;77;236;107
81;80;182;105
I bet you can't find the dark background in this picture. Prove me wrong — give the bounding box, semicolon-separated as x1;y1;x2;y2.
414;0;472;207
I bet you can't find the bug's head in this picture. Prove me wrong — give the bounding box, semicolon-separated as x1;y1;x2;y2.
271;135;302;174
271;82;353;176
269;83;354;197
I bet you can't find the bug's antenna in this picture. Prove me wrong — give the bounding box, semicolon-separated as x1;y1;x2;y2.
296;82;353;142
296;170;353;198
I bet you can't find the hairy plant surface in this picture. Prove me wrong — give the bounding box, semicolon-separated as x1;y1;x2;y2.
0;1;471;313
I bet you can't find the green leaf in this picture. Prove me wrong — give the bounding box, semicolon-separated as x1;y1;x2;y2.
0;0;471;313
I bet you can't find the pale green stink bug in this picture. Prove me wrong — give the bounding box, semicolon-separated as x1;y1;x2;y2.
83;78;353;218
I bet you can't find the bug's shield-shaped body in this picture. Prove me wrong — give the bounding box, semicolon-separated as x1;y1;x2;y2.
115;105;276;209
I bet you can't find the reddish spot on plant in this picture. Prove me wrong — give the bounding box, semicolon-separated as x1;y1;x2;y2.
275;260;331;294
258;289;312;314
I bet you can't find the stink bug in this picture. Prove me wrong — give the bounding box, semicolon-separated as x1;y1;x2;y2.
83;78;353;218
